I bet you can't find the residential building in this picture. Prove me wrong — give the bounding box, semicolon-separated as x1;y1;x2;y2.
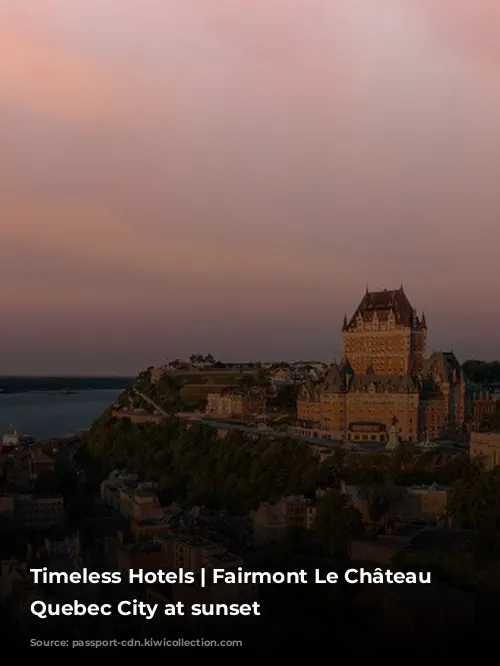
116;487;157;520
205;389;265;418
0;495;14;515
143;577;257;619
352;526;477;566
251;495;317;545
116;541;170;572
310;444;336;461
29;449;55;478
204;550;243;571
470;391;497;430
118;534;241;578
350;534;411;565
342;481;449;524
130;518;171;540
13;495;65;530
124;489;163;522
358;582;473;653
0;561;42;626
140;536;257;622
420;351;466;436
270;367;293;385
100;470;157;510
252;502;287;545
403;484;449;522
469;431;500;470
172;536;225;571
284;495;317;529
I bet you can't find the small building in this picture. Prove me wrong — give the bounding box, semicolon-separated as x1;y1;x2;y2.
251;495;317;545
14;494;65;530
470;391;497;431
205;389;265;419
469;431;500;470
2;425;20;448
29;449;55;478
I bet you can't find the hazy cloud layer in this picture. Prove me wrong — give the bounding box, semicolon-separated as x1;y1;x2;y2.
1;0;499;373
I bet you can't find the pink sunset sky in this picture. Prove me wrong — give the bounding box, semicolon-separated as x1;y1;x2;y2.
1;0;499;374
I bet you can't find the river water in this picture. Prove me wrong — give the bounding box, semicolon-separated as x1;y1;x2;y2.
0;389;121;440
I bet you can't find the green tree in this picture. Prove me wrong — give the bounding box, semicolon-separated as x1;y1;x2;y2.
314;489;363;557
84;410;326;514
239;374;256;389
34;469;60;494
447;462;500;537
359;484;403;531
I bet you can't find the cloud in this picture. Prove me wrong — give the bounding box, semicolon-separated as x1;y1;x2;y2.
0;196;372;306
1;0;500;370
0;27;160;126
412;0;500;73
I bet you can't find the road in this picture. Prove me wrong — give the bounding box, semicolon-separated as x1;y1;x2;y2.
133;389;342;449
134;390;169;417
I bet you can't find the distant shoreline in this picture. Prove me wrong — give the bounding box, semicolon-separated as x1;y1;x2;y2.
0;377;133;394
8;389;120;395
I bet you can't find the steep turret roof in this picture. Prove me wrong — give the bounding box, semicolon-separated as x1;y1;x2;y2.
349;373;418;393
424;351;463;383
322;363;344;392
339;357;354;375
346;286;420;328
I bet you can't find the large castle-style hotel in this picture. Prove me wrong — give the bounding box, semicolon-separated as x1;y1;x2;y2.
296;287;466;445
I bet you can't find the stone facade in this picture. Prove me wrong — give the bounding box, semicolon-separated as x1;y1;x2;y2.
342;286;427;376
469;431;500;470
297;287;466;444
205;389;266;418
470;391;498;431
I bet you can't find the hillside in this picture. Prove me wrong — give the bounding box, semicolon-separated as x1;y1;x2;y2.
111;364;261;413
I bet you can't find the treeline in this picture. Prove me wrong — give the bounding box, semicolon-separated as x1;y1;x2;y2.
129;370;199;411
123;367;294;414
0;376;134;394
83;413;323;514
83;411;470;515
462;360;500;386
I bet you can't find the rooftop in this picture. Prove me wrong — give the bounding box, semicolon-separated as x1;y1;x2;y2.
208;552;241;563
346;287;419;329
133;489;157;499
407;483;450;492
119;541;162;557
382;582;471;607
175;535;217;549
154;534;177;545
134;517;169;527
408;528;477;554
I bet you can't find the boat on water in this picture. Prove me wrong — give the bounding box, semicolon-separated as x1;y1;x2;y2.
62;388;79;394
